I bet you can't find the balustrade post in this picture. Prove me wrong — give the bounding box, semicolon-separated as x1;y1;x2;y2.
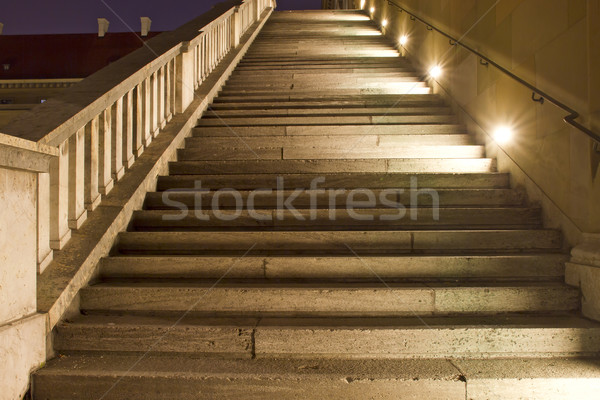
112;97;125;180
37;172;52;273
175;45;196;113
49;141;71;250
68;127;87;229
232;8;241;48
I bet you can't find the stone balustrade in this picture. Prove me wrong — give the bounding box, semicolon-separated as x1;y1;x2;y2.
1;0;273;275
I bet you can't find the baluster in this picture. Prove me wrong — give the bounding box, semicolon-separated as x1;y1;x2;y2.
49;140;70;250
112;97;125;180
134;83;145;156
143;78;152;146
98;107;113;195
151;72;159;138
37;172;52;273
123;90;135;167
170;58;177;118
157;67;166;129
68;127;87;229
84;116;101;211
165;61;172;122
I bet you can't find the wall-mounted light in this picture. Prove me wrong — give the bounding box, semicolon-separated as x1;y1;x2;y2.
370;7;375;13
429;65;442;79
493;126;513;144
399;35;408;46
382;19;388;27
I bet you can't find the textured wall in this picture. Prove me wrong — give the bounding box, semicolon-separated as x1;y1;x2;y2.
366;0;600;239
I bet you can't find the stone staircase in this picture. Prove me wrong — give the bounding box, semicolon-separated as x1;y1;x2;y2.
33;10;600;399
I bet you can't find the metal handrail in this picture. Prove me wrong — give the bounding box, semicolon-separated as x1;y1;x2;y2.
386;0;600;148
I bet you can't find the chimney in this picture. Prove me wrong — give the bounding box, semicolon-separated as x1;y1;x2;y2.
140;17;152;37
97;18;109;37
0;23;4;35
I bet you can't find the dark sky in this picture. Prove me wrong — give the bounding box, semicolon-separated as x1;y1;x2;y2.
0;0;321;35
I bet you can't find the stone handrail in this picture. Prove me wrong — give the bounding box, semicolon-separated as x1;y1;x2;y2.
1;0;274;273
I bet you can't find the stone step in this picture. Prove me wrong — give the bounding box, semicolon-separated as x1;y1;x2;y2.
207;98;446;110
211;93;439;103
196;115;455;126
32;355;600;400
184;135;473;148
223;77;425;87
169;159;495;174
77;282;579;316
115;229;562;255
192;124;466;136
201;106;452;117
228;70;418;79
53;314;597;358
129;207;542;231
177;145;485;161
218;86;432;95
99;254;566;280
145;188;521;209
156;172;510;191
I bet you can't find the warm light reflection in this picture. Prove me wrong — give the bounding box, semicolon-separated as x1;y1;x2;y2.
360;0;366;9
370;7;375;13
493;126;513;144
382;19;388;27
399;35;408;46
429;65;442;79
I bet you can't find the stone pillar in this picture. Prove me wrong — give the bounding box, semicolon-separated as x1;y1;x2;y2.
0;136;54;400
175;46;195;113
37;172;52;273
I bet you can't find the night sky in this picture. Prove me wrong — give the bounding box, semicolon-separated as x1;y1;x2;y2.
0;0;322;35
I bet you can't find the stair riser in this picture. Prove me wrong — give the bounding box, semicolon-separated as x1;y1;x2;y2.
202;107;453;117
156;174;510;191
116;230;561;255
192;125;466;136
168;159;496;175
130;208;542;230
32;374;464;400
78;286;579;315
195;115;454;126
54;325;597;359
99;255;566;280
146;189;518;209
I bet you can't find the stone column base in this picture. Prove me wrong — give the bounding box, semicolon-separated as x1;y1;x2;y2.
566;234;600;321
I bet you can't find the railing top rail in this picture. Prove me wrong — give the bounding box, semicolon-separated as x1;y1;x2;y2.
385;0;600;145
1;0;244;146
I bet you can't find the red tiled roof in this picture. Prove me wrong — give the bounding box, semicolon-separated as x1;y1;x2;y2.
0;32;162;79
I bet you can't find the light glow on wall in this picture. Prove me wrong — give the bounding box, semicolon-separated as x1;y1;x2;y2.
493;126;513;144
370;7;375;13
360;0;366;9
399;35;408;46
382;19;388;27
429;65;442;79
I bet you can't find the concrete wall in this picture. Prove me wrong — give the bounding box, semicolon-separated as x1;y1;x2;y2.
0;167;46;400
366;0;600;243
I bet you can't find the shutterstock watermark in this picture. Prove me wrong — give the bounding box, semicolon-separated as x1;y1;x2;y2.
161;176;440;221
